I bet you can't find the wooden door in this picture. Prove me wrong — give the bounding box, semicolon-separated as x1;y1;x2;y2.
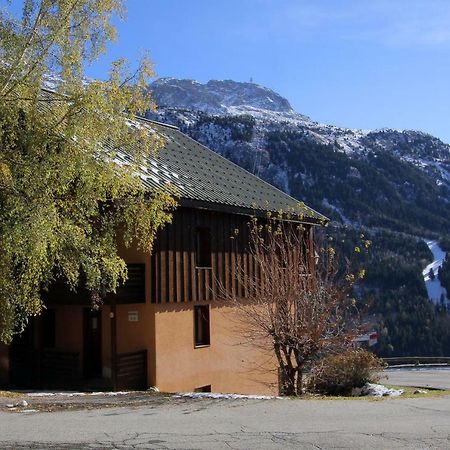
83;309;102;378
9;318;39;387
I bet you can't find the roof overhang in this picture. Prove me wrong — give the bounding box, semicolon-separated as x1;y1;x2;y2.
178;198;329;225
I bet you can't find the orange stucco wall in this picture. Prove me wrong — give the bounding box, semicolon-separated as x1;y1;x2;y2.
152;302;278;395
2;224;280;395
55;306;83;353
115;216;280;395
53;306;83;376
1;297;278;395
101;302;155;382
106;244;156;382
16;299;278;395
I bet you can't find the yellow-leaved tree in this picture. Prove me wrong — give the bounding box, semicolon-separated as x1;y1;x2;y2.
0;0;176;342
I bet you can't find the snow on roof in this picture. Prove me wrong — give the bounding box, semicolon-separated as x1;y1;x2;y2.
125;117;327;222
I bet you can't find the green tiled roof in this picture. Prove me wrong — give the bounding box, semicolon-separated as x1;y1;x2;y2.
115;118;327;223
37;88;324;221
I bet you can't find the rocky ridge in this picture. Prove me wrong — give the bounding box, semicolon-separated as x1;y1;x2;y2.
147;78;450;237
147;78;450;357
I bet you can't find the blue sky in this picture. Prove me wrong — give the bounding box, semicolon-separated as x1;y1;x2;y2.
10;0;450;143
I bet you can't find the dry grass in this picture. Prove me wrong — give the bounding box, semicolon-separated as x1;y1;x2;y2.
0;390;23;398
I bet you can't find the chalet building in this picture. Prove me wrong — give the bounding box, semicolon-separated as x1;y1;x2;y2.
0;119;326;395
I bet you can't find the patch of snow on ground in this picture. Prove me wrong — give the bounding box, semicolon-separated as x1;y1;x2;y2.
352;383;404;397
422;240;449;304
27;391;133;397
173;392;282;400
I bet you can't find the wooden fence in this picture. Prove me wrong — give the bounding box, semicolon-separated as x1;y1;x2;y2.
116;350;147;390
41;349;80;381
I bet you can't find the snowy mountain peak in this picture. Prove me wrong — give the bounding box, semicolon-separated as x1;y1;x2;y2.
151;78;294;115
148;77;450;209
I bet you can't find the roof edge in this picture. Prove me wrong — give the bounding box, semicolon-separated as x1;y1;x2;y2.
179;198;328;225
167;126;328;222
135;115;179;130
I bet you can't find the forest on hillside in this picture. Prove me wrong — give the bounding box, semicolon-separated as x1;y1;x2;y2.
330;226;450;357
149;106;450;358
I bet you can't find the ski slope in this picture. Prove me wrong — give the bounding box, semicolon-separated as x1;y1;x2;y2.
422;240;449;304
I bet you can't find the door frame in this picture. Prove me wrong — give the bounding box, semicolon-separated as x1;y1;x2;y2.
82;308;102;378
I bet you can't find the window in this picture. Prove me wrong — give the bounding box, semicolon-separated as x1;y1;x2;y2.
115;263;146;303
196;227;212;268
194;385;211;393
194;305;210;347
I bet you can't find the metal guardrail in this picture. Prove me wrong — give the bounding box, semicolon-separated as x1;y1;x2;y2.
383;357;450;367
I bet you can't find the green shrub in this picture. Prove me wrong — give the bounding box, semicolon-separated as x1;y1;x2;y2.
306;349;386;396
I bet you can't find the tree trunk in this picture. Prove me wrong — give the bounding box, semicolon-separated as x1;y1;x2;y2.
279;364;297;396
275;344;303;396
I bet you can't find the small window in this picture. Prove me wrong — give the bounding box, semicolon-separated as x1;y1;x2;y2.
194;305;210;347
115;263;146;303
194;385;211;393
196;227;212;268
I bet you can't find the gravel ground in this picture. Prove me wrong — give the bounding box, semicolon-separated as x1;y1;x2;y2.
0;390;181;413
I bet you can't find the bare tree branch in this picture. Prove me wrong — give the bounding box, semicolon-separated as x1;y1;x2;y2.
219;216;365;396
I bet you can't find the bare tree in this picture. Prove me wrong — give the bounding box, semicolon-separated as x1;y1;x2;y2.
224;216;366;396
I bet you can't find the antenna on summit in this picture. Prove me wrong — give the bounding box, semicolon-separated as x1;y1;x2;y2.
249;77;254;83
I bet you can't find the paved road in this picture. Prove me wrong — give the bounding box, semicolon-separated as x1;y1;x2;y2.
383;367;450;390
1;369;449;449
1;394;450;449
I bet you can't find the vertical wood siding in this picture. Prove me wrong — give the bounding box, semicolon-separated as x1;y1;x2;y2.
150;207;311;304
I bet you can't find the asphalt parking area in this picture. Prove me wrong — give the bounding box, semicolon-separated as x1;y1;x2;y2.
1;369;449;449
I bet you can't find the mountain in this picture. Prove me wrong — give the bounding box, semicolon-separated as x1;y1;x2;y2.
148;78;450;238
150;78;294;114
147;78;450;357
